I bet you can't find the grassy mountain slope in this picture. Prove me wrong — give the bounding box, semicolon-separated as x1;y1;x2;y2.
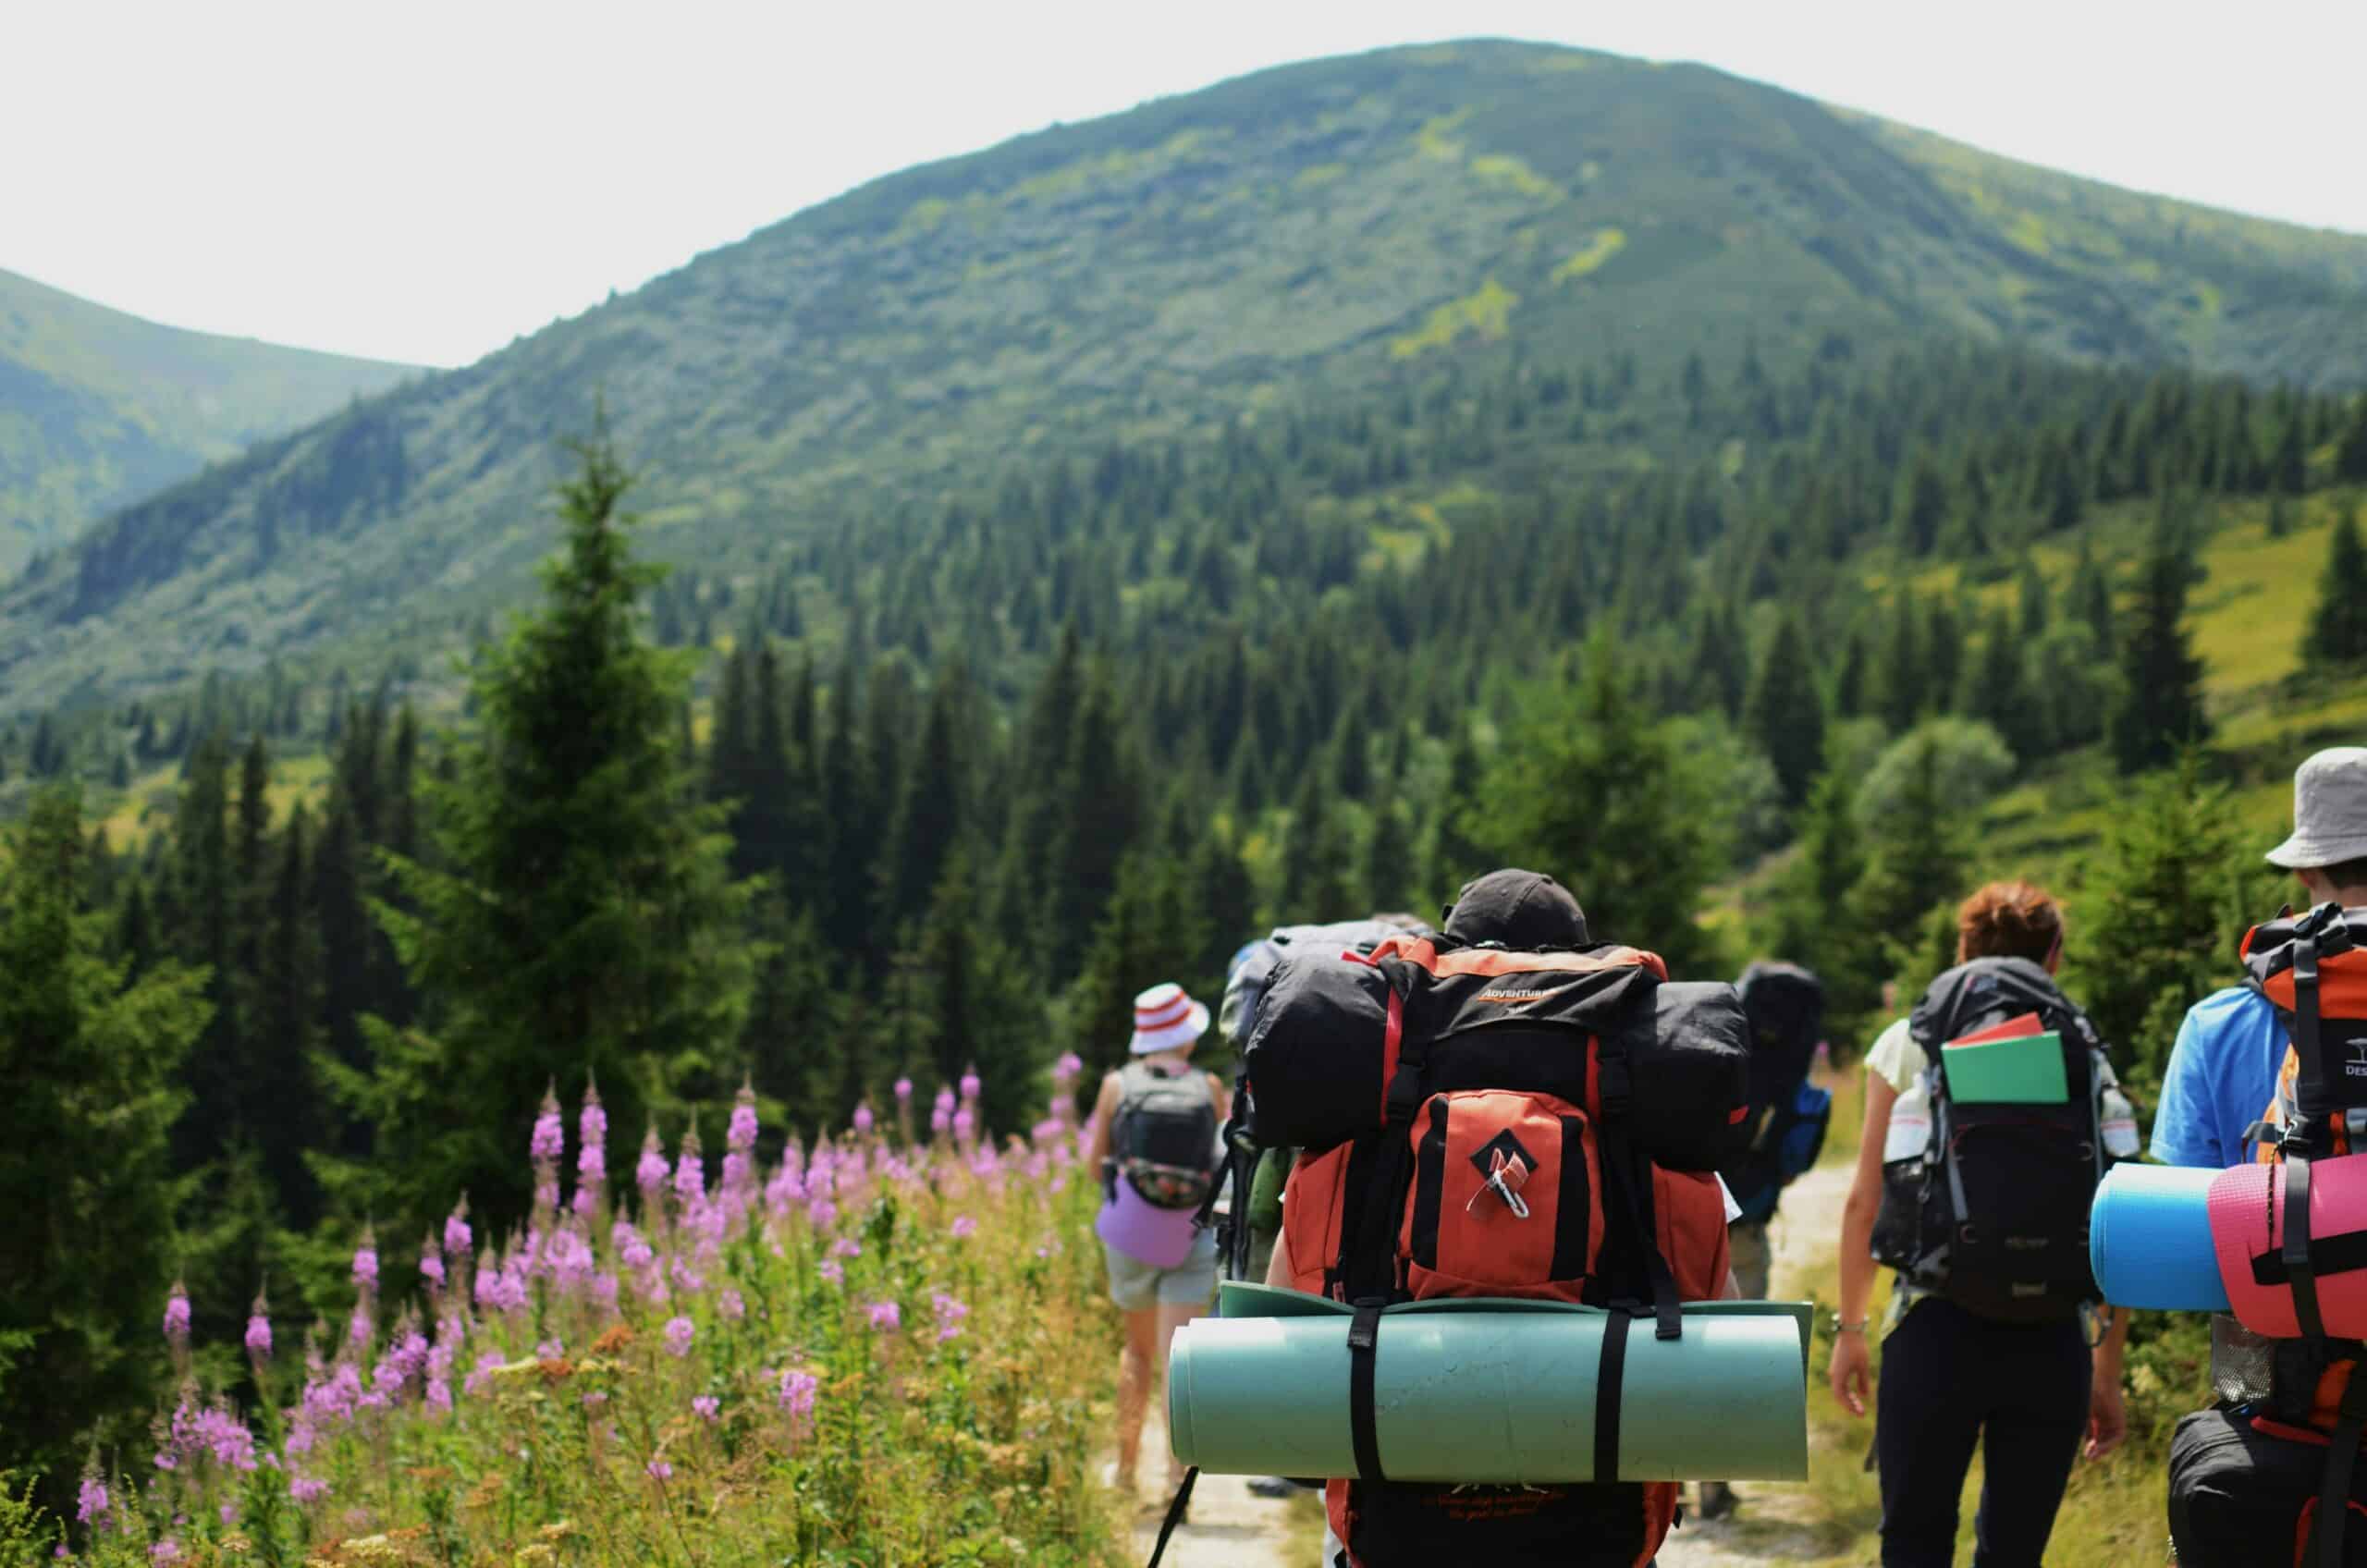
0;267;416;575
7;38;2367;715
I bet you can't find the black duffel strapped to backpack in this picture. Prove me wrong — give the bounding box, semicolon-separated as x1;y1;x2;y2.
1239;933;1751;1174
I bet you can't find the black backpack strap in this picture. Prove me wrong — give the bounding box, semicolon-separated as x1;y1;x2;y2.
1593;1306;1630;1482
1348;1301;1386;1484
2289;1152;2327;1342
2312;1370;2367;1568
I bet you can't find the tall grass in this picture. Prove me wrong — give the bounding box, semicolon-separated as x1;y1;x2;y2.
22;1074;1131;1567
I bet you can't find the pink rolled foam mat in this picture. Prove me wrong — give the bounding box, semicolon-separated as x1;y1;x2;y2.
2208;1155;2367;1340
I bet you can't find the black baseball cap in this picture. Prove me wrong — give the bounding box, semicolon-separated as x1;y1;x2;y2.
1441;869;1588;949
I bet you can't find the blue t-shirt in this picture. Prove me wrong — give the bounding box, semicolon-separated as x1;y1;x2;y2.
2150;986;2288;1169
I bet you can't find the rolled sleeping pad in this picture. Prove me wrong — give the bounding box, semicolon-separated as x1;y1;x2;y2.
2088;1163;2231;1313
2209;1154;2367;1339
1169;1285;1809;1484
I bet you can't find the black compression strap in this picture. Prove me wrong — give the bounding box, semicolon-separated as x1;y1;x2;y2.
2313;1370;2367;1568
1348;1302;1385;1484
2297;932;2326;1121
1144;1467;1199;1568
2290;1154;2327;1342
1594;1307;1630;1483
2254;1228;2367;1286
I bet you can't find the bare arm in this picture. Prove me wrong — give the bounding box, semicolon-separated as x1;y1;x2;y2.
1084;1072;1122;1171
1830;1067;1898;1418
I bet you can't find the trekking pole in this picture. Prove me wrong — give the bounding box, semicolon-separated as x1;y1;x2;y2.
1142;1467;1200;1568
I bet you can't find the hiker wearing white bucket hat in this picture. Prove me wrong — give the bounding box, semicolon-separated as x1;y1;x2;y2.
1084;982;1226;1511
2155;748;2367;1173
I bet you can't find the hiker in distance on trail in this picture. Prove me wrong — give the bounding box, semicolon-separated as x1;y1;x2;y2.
1085;982;1228;1508
1833;880;2138;1568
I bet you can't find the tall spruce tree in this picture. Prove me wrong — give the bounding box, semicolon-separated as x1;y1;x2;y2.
2338;395;2367;484
2110;513;2211;774
1757;768;1880;1039
333;429;755;1240
2306;506;2367;664
1744;615;1825;807
0;788;206;1492
1847;734;1972;984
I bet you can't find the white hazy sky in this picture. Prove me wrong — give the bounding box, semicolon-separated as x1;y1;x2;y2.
8;0;2364;370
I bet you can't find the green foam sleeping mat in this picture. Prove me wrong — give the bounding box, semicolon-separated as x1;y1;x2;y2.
1167;1282;1810;1483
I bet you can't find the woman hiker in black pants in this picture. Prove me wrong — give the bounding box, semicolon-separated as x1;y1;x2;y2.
1829;881;2131;1567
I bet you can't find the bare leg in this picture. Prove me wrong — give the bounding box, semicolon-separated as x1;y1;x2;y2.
1116;1306;1159;1493
1156;1299;1205;1488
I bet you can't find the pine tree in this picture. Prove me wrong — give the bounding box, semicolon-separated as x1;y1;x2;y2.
1471;634;1717;971
1744;615;1825;807
2110;513;2211;774
2337;396;2367;484
740;894;843;1137
877;668;968;944
1847;734;1972;983
335;428;756;1240
2017;556;2051;638
1878;597;1925;734
252;803;322;1225
1758;769;1880;1039
911;849;1047;1135
173;730;240;1170
0;787;206;1488
2306;506;2367;664
1965;606;2036;759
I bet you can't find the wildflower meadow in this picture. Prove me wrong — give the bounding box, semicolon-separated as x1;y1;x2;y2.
11;1058;1134;1567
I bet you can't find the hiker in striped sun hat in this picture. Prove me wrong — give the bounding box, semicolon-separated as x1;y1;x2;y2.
1130;982;1211;1056
1085;981;1227;1508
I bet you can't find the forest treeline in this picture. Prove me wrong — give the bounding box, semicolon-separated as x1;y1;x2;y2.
6;337;2367;1501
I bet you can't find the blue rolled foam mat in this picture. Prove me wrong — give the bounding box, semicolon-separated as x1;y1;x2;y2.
2089;1161;2230;1313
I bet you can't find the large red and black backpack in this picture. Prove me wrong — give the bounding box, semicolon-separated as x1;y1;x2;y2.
1243;932;1749;1568
2172;904;2367;1568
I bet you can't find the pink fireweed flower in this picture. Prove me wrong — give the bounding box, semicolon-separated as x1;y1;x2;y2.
530;1084;564;1165
817;1258;844;1286
351;1233;379;1292
1053;1051;1083;1081
950;1215;977;1241
960;1067;981;1101
1031;1117;1064;1145
646;1458;673;1482
220;1501;238;1526
444;1202;472;1257
636;1127;668;1198
807;1198;838;1231
829;1237;861;1259
349;1305;372;1347
664;1317;695;1357
866;1300;901;1333
729;1086;759;1153
593;1271;620;1308
672;1129;705;1206
932;1291;969;1343
76;1476;109;1525
288;1473;328;1504
952;1108;975;1143
465;1350;505;1397
778;1368;818;1433
151;1537;181;1562
933;1087;956;1117
419;1230;446;1288
245;1298;272;1361
580;1083;607;1149
893;1077;913;1102
852;1103;874;1135
693;1395;719;1423
930;1107;952;1136
719;1288;745;1320
163;1282;190;1346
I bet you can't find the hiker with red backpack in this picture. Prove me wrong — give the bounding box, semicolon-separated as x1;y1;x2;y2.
1251;869;1752;1568
1085;982;1228;1504
2150;751;2367;1566
1831;881;2136;1568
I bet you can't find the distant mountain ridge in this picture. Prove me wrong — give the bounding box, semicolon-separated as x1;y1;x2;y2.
0;267;415;576
6;38;2367;713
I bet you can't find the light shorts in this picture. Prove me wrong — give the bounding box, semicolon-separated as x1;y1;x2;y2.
1104;1226;1219;1313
